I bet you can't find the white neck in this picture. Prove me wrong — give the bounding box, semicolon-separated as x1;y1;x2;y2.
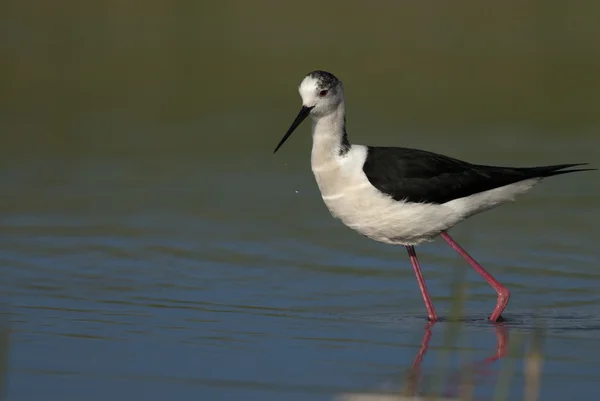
310;101;349;166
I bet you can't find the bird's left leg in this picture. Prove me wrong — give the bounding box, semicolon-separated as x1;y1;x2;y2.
439;231;510;322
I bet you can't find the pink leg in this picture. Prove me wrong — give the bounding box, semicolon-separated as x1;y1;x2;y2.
440;231;510;322
406;246;438;322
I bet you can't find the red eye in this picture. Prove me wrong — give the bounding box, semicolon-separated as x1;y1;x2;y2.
319;90;329;97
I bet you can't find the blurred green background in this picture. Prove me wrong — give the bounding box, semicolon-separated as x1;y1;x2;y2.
2;1;599;161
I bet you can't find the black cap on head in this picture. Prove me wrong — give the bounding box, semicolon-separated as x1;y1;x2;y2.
308;70;341;91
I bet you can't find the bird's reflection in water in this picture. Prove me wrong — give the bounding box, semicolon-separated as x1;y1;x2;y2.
404;321;509;399
337;322;511;401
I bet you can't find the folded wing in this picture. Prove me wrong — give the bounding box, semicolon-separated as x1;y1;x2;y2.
362;146;592;204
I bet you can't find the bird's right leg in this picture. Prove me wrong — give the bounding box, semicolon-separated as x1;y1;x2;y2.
406;246;438;321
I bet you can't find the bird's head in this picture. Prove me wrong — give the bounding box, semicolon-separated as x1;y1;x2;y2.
273;70;344;154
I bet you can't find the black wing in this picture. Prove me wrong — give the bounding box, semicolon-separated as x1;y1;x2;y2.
362;146;592;204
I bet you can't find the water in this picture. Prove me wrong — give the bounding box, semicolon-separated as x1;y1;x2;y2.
2;144;599;400
2;2;600;400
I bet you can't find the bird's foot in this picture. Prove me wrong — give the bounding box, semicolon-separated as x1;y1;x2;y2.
489;314;505;323
426;312;439;322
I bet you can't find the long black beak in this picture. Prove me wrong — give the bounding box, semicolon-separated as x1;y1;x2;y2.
273;105;313;154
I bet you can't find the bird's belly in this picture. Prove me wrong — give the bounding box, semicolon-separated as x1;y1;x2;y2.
314;170;462;246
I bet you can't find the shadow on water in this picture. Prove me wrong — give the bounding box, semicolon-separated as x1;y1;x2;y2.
500;312;600;333
361;310;600;333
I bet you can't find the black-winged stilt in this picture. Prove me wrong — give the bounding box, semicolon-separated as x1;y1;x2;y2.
273;70;594;322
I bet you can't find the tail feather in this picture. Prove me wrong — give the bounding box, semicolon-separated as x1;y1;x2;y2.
526;163;596;178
